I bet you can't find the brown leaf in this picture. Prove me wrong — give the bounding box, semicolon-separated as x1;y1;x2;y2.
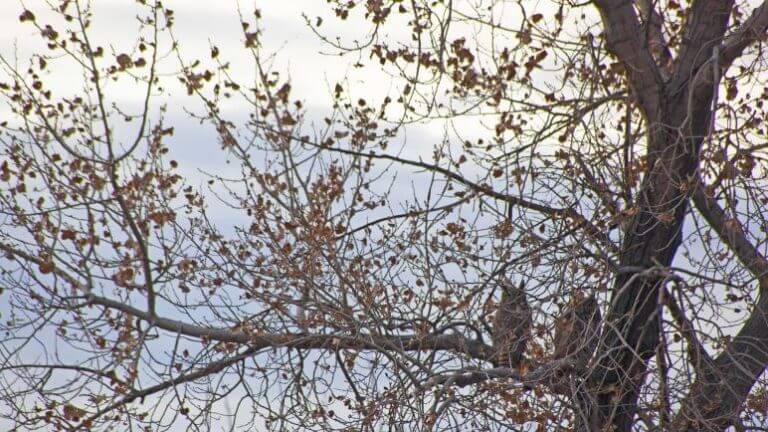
116;53;133;69
276;83;291;103
38;261;55;275
19;10;35;22
280;113;297;126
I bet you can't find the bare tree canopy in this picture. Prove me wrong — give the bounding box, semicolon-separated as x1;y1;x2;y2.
3;0;768;430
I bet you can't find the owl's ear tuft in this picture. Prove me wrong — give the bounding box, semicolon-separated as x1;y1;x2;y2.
497;277;513;295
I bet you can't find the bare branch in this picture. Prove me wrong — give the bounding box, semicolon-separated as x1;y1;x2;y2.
637;0;673;76
672;0;735;90
720;1;768;71
672;184;768;430
693;185;768;279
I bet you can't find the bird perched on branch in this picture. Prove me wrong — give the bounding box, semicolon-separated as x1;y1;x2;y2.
553;292;601;368
491;279;532;368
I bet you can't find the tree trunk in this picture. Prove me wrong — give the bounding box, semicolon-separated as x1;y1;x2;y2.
579;80;717;432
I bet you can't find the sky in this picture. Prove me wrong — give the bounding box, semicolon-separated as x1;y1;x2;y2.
0;0;389;102
0;0;451;231
0;0;432;168
2;1;757;430
0;2;456;430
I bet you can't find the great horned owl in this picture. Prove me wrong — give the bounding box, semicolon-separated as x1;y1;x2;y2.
491;280;532;368
553;293;601;368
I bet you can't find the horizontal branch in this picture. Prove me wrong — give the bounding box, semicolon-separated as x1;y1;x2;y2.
90;292;492;359
1;236;494;361
0;364;125;385
429;358;577;390
339;194;473;240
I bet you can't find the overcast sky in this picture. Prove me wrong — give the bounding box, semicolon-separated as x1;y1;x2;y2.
0;0;428;165
2;2;756;431
0;2;417;429
0;0;390;101
0;0;450;227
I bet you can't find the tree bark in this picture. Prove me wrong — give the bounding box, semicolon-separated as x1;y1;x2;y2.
584;1;736;429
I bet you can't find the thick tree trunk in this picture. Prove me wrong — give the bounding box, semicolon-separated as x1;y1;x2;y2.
579;83;717;432
580;0;746;428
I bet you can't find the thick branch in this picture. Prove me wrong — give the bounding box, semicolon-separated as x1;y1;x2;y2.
693;186;768;278
672;0;734;90
720;1;768;71
429;358;576;391
637;0;673;76
592;0;662;121
89;293;492;359
672;185;768;430
0;243;493;360
682;2;768;125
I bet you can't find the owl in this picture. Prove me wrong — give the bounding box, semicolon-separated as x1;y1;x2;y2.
491;280;532;368
553;293;601;368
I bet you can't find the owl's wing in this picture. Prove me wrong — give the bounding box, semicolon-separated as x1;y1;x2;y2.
491;281;531;367
552;311;575;360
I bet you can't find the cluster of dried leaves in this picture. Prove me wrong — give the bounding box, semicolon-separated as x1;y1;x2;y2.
3;0;768;431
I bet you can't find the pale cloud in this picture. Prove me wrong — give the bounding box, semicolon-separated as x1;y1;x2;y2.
0;0;428;180
0;1;400;109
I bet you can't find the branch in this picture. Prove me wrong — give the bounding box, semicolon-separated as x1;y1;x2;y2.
682;2;768;120
672;0;734;90
81;346;259;429
637;0;673;76
660;287;713;370
720;0;768;71
692;186;768;279
0;364;125;386
0;242;86;292
0;244;493;360
428;358;577;391
672;185;768;430
311;144;618;254
339;194;473;240
89;292;492;359
591;0;662;121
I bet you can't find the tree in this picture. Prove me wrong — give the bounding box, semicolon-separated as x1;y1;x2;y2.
2;0;768;430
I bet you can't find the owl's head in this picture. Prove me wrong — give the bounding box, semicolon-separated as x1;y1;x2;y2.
499;278;526;296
